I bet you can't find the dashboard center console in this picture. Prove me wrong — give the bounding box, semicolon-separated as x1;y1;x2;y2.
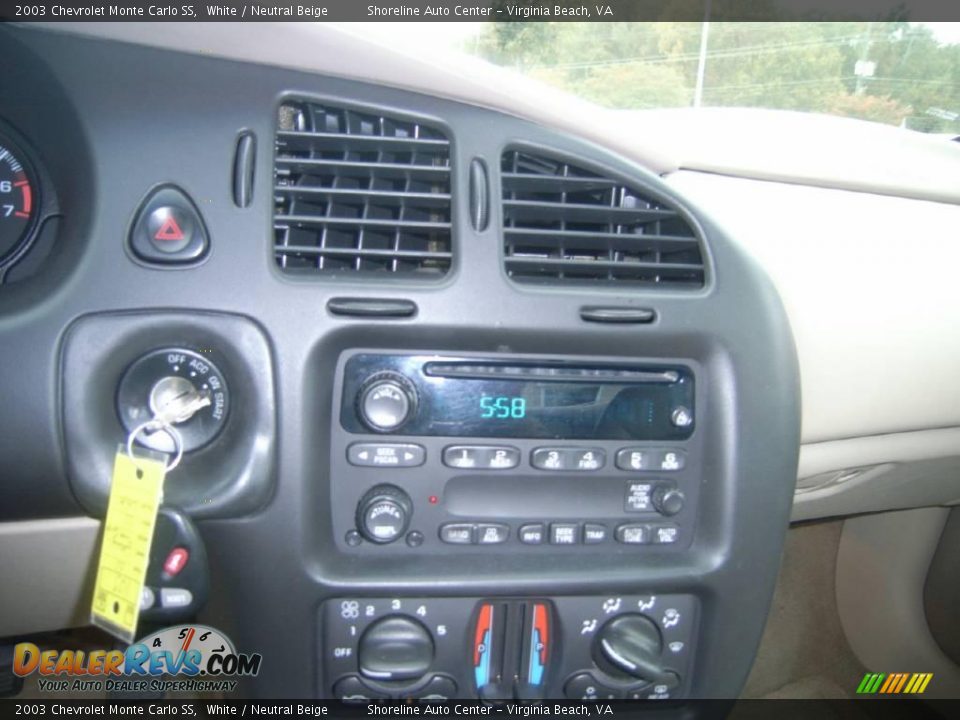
319;351;710;700
3;25;802;702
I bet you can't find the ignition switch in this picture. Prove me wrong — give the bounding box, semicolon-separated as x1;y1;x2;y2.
117;348;229;453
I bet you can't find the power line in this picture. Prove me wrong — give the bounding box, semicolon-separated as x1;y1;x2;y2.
528;35;867;71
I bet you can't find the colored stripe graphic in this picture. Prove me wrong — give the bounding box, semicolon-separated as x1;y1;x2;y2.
856;672;932;694
879;674;896;693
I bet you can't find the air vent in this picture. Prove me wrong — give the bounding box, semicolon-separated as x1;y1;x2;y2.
273;101;452;277
501;150;705;288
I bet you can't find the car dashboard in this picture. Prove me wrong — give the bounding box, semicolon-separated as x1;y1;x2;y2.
1;21;958;702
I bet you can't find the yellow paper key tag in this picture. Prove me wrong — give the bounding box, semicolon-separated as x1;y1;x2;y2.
91;445;167;643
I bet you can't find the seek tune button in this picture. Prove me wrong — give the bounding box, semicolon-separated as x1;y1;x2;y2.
348;443;425;468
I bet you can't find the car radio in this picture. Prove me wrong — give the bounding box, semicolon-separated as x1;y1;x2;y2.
329;352;702;555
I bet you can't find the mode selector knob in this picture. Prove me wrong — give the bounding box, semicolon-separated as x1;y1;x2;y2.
356;484;413;544
594;614;664;684
358;372;417;433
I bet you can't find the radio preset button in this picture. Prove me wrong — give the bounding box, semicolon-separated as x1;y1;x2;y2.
616;524;650;544
532;448;568;471
570;448;605;471
616;448;654;471
532;448;605;471
656;449;686;471
583;524;608;544
476;524;510;545
439;523;475;545
550;523;580;545
443;445;520;470
519;523;546;545
348;443;425;468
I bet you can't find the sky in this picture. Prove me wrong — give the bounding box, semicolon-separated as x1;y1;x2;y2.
361;21;960;51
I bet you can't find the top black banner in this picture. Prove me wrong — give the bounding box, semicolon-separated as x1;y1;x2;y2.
1;0;959;23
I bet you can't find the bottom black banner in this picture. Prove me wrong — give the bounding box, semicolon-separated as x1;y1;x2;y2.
0;700;956;720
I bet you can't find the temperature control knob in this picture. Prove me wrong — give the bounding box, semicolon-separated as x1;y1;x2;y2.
594;614;664;683
356;484;413;544
357;373;417;432
358;615;434;682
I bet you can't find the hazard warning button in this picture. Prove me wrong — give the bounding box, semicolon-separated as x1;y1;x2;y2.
129;185;209;264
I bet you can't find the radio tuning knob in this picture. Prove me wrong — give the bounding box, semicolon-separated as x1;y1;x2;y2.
356;484;413;545
357;373;417;433
652;486;685;517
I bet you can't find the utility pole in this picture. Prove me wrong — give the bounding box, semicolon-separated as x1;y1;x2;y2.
854;21;875;95
693;0;711;108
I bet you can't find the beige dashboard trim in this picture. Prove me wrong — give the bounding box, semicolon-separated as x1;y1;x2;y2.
666;171;960;445
837;508;960;698
0;517;100;637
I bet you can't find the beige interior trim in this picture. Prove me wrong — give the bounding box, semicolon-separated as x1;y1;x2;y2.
666;172;960;445
836;508;960;698
793;428;960;521
0;518;100;638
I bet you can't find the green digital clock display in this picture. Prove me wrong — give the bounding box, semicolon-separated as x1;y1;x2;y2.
480;396;526;419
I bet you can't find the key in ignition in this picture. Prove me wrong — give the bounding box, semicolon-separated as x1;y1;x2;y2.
117;348;229;454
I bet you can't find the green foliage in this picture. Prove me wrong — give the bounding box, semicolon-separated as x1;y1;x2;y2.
472;21;960;132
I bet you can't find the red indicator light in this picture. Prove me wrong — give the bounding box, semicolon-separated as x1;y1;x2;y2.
428;495;439;505
154;216;185;242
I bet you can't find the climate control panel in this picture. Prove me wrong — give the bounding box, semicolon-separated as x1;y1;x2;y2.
321;594;698;700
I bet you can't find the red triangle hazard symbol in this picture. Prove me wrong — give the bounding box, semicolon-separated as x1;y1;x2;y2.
154;216;185;241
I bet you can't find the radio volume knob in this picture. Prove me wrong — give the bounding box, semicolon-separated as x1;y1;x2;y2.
356;484;413;545
358;373;417;433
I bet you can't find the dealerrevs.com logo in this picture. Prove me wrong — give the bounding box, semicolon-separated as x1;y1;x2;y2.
13;625;261;694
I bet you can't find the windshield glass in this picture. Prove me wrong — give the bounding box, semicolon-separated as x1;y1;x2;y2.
391;21;960;133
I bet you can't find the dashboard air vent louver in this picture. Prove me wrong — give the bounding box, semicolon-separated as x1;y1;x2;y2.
273;101;452;277
501;150;705;288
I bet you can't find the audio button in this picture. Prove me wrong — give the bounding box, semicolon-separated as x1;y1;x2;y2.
439;524;475;545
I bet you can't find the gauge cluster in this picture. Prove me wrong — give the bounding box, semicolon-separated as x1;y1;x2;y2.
0;122;57;283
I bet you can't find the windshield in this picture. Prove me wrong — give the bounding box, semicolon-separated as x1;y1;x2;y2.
392;21;960;133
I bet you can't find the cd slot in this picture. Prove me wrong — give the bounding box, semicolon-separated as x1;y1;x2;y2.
423;363;679;384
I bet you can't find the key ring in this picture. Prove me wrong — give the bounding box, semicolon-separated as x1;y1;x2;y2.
126;421;184;472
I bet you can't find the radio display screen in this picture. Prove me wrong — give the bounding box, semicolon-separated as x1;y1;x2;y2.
341;354;695;441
